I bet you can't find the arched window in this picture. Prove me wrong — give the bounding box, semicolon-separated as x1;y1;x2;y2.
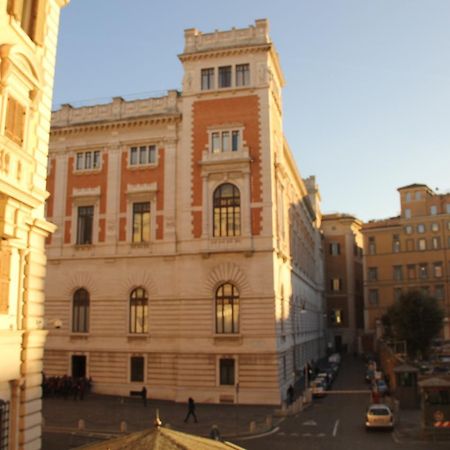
213;183;241;237
215;283;239;334
129;287;148;333
72;288;89;333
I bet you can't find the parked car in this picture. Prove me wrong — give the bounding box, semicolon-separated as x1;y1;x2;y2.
310;379;327;398
365;404;394;430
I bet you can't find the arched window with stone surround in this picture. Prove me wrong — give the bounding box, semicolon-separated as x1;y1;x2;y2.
213;183;241;237
129;287;148;334
215;283;239;334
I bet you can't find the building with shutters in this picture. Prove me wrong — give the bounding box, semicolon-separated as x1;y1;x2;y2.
0;1;68;448
362;184;450;345
43;20;326;405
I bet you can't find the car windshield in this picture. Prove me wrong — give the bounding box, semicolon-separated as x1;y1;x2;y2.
369;407;390;416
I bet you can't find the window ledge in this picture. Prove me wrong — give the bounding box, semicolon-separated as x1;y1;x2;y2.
74;168;102;175
213;334;242;345
127;333;149;339
74;244;94;250
127;163;158;170
70;333;89;339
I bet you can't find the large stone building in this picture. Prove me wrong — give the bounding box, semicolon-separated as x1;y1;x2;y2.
0;0;68;448
43;20;326;405
322;214;364;354
362;184;450;344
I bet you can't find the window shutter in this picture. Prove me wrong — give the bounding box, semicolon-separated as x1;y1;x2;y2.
32;0;45;45
7;0;24;21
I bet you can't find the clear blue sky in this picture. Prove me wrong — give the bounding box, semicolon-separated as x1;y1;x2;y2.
53;0;450;222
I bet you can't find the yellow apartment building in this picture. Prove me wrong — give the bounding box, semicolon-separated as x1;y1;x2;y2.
0;1;68;449
362;183;450;345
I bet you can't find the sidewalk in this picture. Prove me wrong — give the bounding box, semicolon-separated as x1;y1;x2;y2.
43;394;279;443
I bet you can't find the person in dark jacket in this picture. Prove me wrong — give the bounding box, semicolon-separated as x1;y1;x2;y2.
184;397;198;423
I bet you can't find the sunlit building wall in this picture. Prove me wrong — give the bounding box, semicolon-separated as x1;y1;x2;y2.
43;20;325;405
0;1;68;448
362;184;450;346
322;214;364;354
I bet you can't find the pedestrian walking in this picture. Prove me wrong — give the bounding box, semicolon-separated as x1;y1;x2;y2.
287;384;294;405
184;397;198;423
141;386;147;407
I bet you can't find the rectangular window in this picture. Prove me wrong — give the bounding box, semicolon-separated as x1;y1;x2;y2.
210;130;241;153
415;191;422;200
75;151;101;171
405;192;411;202
218;66;232;88
219;359;235;385
417;224;425;233
394;288;402;301
236;64;250;86
330;278;342;291
418;238;426;251
419;263;428;279
5;96;25;146
431;223;439;232
331;309;343;325
76;206;94;245
368;267;378;281
392;235;401;253
130;356;144;382
404;208;411;219
368;289;379;306
432;237;441;249
404;225;413;234
435;285;444;300
393;265;403;281
433;262;443;278
201;68;214;90
132;202;150;243
406;239;414;251
368;237;376;255
129;145;156;166
407;264;416;280
447;204;450;214
430;205;438;215
329;242;340;255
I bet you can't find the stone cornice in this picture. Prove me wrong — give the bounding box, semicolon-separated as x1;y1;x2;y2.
50;113;181;136
178;43;271;62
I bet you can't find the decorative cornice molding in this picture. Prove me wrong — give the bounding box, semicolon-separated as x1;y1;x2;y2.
178;44;271;62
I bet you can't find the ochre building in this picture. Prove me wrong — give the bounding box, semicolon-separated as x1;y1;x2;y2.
43;20;326;405
322;214;364;354
0;0;68;449
362;183;450;343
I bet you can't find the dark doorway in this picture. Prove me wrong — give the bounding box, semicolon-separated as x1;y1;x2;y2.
334;335;343;353
71;355;86;378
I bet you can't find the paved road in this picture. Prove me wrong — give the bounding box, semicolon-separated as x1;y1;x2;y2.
235;356;446;450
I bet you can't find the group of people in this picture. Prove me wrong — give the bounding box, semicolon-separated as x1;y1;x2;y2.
42;374;92;400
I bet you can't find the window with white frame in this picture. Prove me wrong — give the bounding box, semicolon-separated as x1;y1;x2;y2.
417;238;427;251
329;242;340;255
404;225;413;234
129;145;157;166
430;205;438;215
417;224;425;233
75;150;101;171
132;202;150;243
210;129;241;154
236;64;250;86
201;68;214;90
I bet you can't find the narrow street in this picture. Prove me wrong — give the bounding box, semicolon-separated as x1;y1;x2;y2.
236;355;437;450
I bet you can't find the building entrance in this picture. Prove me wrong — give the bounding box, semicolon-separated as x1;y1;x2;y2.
71;355;86;378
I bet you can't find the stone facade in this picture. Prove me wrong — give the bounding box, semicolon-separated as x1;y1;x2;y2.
362;183;450;343
0;1;68;449
44;20;325;406
322;214;364;354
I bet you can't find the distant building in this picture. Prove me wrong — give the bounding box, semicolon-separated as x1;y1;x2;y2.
0;1;68;448
322;214;364;354
362;184;450;346
43;20;326;405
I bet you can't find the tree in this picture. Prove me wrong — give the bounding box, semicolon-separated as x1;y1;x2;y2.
381;290;444;360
